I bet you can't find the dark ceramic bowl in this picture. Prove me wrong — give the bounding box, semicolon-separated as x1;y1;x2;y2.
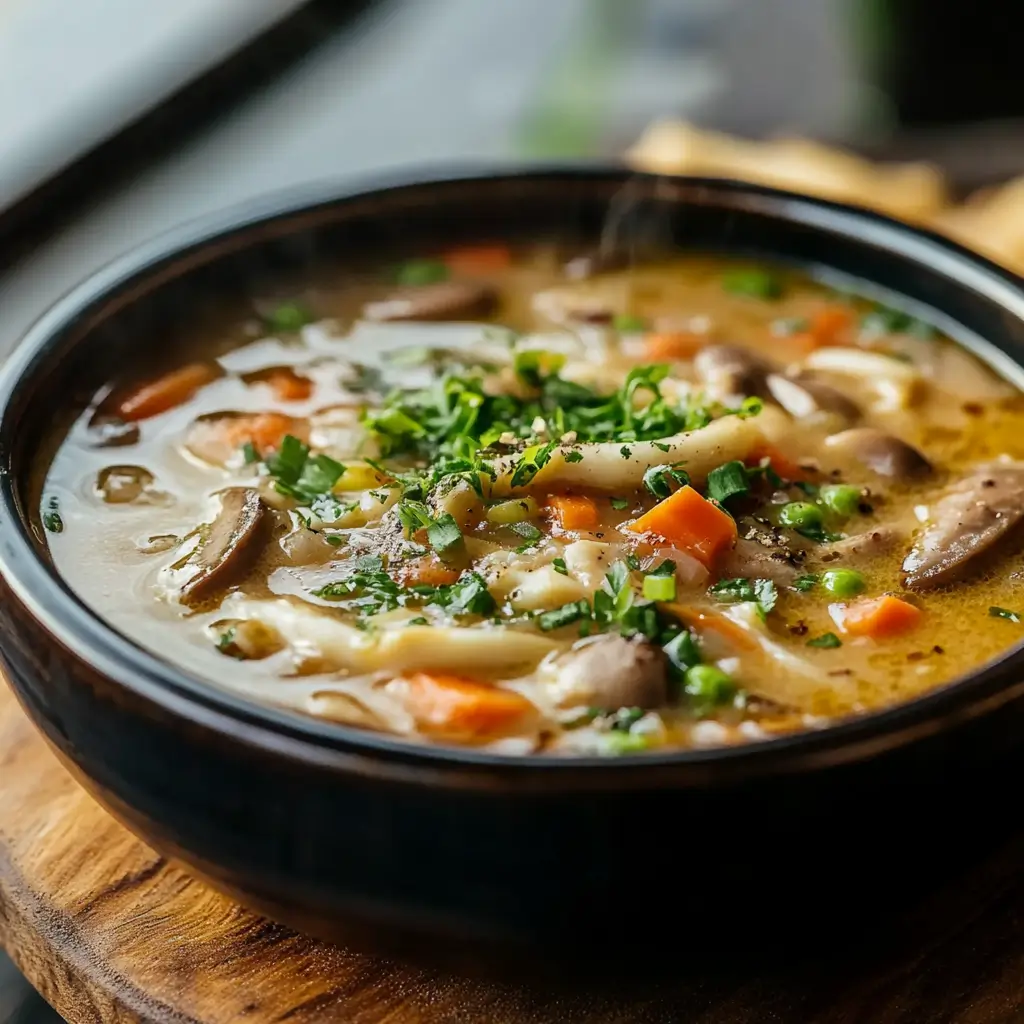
3;167;1024;967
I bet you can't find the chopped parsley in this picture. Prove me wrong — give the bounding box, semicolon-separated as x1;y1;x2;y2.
642;463;689;499
859;301;936;339
610;496;630;511
240;441;259;464
395;500;465;558
807;632;842;648
263;300;313;333
552;557;568;576
393;259;449;286
792;573;819;592
42;496;63;534
722;268;784;300
264;434;345;503
709;577;778;620
706;460;750;505
989;606;1021;623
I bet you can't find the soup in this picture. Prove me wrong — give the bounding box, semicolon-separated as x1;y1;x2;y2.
40;245;1024;755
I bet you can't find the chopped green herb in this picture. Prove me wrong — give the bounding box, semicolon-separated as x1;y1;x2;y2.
706;460;750;505
263;300;313;333
240;441;259;464
990;606;1022;623
42;496;63;534
393;259;449;286
722;268;783;300
807;632;842;649
612;313;648;332
709;577;778;620
620;446;633;459
610;497;630;511
263;434;345;503
513;349;566;388
643;463;690;499
564;449;584;464
860;302;936;339
793;573;819;592
601;731;649;755
407;616;429;626
426;513;464;557
626;554;642;571
663;630;701;673
552;557;568;576
537;600;591;632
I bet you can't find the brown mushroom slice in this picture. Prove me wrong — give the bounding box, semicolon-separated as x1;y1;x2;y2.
549;634;668;711
902;462;1024;590
180;488;267;606
820;526;901;562
823;428;932;479
361;281;497;322
694;344;773;401
766;373;861;423
718;536;800;587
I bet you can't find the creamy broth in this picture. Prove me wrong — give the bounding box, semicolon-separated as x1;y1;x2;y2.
40;246;1024;755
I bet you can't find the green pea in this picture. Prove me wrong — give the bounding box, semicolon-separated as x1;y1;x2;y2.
820;484;862;517
394;259;449;286
821;568;865;597
779;501;824;532
683;664;736;705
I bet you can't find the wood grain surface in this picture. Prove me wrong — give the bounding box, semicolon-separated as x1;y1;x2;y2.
4;675;1024;1024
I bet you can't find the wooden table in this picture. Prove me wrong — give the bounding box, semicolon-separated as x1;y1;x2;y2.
4;678;1024;1023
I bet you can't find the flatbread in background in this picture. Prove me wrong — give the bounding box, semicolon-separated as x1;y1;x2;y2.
625;118;1024;275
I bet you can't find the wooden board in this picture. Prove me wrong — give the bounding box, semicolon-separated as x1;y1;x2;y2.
5;675;1024;1024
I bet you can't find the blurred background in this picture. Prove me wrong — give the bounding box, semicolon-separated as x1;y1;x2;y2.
2;0;1022;1019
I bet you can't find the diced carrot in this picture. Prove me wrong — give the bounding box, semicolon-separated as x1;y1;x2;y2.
547;494;600;532
783;307;855;355
831;595;922;639
221;412;306;454
809;306;854;345
246;366;314;402
625;486;737;570
402;673;534;737
643;331;708;362
397;556;462;589
746;444;812;483
442;244;512;273
116;362;220;421
662;603;758;651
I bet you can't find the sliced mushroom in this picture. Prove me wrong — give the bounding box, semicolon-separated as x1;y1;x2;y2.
180;488;267;605
718;536;800;587
766;373;861;423
549;634;668;711
823;428;932;479
820;527;901;562
694;344;772;401
361;281;497;322
902;462;1024;589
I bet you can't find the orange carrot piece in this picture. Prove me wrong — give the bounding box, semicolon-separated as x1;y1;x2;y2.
219;412;305;455
831;595;922;638
442;244;512;273
547;494;600;532
626;486;737;569
747;444;812;483
643;331;708;362
258;367;314;402
809;306;854;345
396;556;462;589
403;673;534;736
116;362;220;421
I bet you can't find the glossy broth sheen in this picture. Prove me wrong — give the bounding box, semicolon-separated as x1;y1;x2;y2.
41;247;1024;755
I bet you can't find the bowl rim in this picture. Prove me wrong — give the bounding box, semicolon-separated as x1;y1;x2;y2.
5;161;1024;785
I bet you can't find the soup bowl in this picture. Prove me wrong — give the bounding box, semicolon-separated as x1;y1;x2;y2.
3;167;1024;964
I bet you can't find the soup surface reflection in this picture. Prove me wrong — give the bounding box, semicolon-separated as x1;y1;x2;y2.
41;246;1024;755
